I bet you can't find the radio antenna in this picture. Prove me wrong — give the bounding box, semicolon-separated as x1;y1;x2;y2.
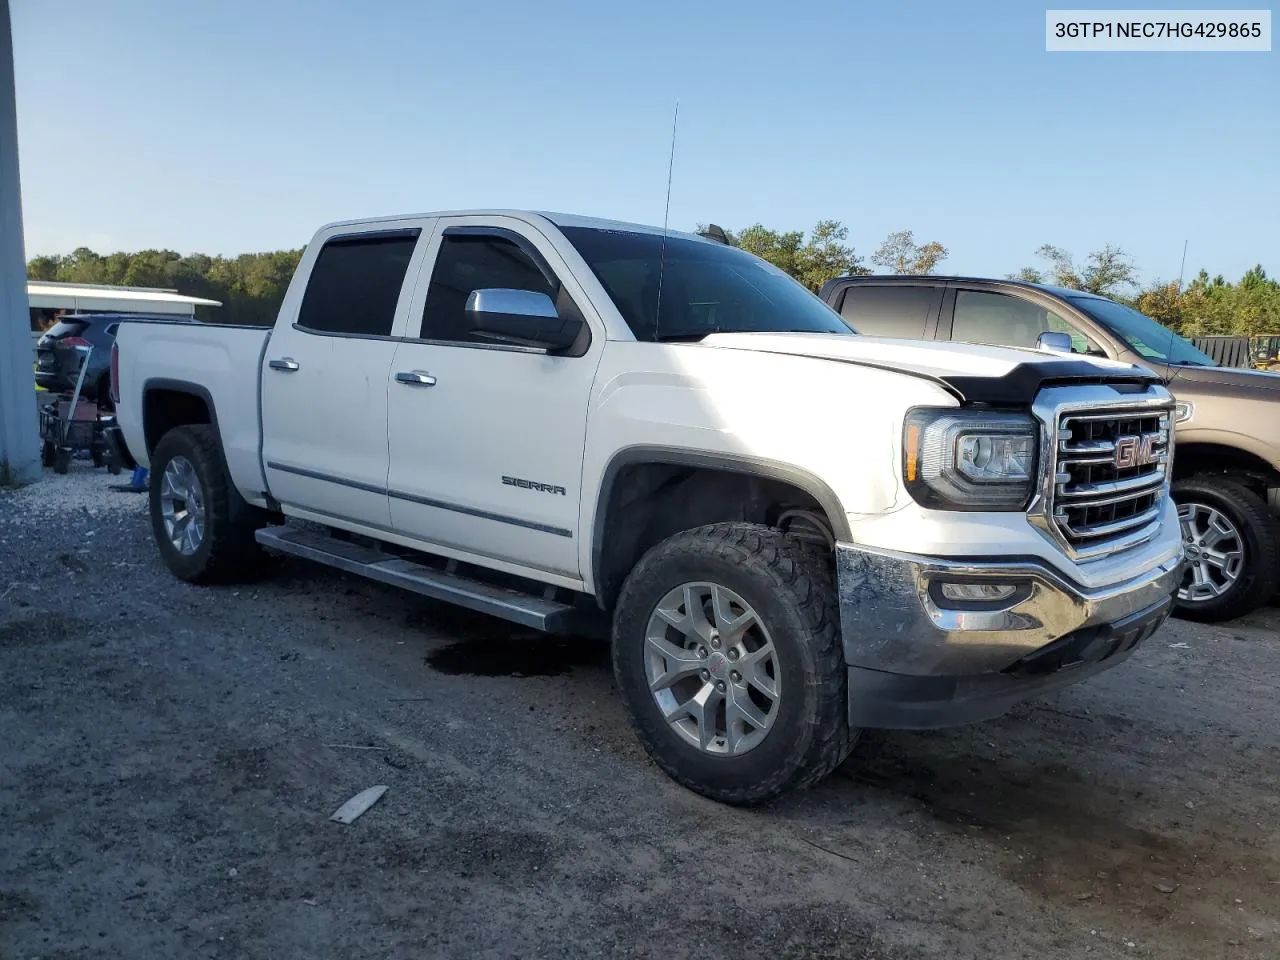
1169;239;1189;382
654;100;678;341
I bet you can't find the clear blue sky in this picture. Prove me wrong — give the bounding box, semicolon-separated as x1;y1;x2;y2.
11;0;1278;284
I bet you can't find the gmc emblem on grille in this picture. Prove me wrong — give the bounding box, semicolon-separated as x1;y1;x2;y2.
1114;434;1157;469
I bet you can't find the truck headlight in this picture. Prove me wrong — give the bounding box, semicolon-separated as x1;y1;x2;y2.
903;409;1038;511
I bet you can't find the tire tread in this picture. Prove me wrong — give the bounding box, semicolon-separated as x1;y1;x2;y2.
149;425;267;584
613;521;856;805
1172;476;1280;623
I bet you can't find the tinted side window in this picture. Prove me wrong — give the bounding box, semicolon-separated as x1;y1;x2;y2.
838;285;937;338
297;232;420;336
951;290;1098;353
420;234;556;343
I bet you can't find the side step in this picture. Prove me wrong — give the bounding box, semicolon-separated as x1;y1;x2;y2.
255;525;601;634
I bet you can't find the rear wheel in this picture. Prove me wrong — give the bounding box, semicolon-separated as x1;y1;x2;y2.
148;425;269;584
53;447;71;474
1172;477;1280;623
612;522;855;805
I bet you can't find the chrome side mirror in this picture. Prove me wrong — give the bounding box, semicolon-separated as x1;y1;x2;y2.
1037;331;1075;355
465;288;582;352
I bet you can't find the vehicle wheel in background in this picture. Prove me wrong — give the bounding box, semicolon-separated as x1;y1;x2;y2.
611;522;856;805
1172;477;1280;623
91;446;106;468
53;447;71;474
148;424;270;584
41;440;55;468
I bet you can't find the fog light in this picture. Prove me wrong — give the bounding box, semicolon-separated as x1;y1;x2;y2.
940;582;1018;602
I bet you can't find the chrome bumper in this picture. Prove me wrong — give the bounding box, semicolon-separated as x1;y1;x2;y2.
835;541;1183;677
837;542;1181;729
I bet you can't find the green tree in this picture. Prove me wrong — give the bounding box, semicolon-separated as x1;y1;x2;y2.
1013;243;1137;296
26;247;305;325
706;219;866;291
871;229;948;275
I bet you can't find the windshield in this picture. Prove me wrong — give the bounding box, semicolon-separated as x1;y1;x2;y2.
559;226;854;341
1068;296;1216;366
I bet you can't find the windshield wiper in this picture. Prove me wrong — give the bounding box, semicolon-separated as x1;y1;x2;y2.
1168;360;1211;367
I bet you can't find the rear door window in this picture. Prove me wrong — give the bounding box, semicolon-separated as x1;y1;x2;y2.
297;230;421;337
837;285;940;338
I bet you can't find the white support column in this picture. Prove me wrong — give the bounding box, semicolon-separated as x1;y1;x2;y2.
0;0;38;485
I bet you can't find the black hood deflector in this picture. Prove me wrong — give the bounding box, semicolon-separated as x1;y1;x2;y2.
940;359;1161;406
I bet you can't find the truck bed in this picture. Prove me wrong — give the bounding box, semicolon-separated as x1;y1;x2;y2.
113;320;272;503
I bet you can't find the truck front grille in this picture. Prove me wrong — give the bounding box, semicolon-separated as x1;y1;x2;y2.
1051;408;1171;552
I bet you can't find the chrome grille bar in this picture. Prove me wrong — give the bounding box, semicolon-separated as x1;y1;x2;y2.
1048;400;1174;553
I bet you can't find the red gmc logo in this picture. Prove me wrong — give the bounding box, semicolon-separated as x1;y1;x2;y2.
1114;434;1157;469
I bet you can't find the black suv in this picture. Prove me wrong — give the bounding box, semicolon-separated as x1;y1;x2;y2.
35;313;177;405
819;275;1280;624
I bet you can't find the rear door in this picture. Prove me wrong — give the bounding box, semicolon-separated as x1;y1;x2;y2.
831;282;944;340
260;222;433;529
384;217;605;579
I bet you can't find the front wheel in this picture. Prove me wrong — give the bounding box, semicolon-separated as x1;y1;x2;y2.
1172;477;1280;623
148;424;269;584
612;522;856;805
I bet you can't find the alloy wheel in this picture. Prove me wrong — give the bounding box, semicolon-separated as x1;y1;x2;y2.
160;455;206;556
643;582;780;756
1177;501;1245;602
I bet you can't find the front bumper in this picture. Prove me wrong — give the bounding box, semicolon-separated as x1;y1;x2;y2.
835;541;1183;729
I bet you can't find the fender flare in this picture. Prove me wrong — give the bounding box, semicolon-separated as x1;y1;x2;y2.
589;444;852;594
141;377;222;455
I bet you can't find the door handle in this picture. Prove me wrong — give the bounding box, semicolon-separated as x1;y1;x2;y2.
268;358;300;372
395;371;437;387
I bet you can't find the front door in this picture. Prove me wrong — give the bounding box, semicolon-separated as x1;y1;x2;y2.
385;217;604;579
261;225;428;528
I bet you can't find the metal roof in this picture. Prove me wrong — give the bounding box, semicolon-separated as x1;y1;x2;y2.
27;280;222;315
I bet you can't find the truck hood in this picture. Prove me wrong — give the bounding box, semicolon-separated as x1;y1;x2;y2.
698;332;1156;404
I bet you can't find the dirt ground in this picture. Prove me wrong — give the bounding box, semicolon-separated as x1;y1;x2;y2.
1;466;1277;960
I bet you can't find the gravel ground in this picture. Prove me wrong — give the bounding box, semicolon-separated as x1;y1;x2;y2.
1;465;1277;960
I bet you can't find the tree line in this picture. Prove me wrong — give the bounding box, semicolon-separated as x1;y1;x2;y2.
27;227;1278;338
704;222;1278;339
27;247;303;326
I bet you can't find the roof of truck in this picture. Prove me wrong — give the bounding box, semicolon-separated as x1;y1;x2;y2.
315;209;708;242
828;274;1102;301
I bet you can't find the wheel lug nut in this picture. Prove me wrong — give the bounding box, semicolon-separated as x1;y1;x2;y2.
700;669;711;681
730;670;741;683
710;637;721;649
697;646;708;658
715;680;726;692
727;649;739;661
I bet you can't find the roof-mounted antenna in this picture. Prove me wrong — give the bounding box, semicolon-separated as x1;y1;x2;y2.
699;223;730;245
1169;239;1188;381
654;100;678;342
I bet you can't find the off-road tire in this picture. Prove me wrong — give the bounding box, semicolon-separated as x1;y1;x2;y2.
149;425;269;584
612;522;856;805
1172;476;1280;623
53;447;71;474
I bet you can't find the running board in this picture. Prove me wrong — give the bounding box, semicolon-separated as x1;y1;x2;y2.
255;526;599;634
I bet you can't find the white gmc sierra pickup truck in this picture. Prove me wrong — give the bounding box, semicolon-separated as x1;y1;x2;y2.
108;210;1184;805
